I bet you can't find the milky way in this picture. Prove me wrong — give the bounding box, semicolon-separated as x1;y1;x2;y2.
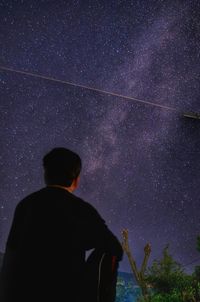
0;0;200;272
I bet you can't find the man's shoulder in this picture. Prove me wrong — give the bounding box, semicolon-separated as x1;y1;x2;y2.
75;196;105;222
15;188;102;219
72;194;96;211
15;188;48;208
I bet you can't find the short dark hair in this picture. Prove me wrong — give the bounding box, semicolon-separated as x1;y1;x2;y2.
43;148;82;186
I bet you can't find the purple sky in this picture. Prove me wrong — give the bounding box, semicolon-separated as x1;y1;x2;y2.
0;0;200;273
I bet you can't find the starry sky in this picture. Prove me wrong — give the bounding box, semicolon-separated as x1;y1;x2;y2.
0;0;200;273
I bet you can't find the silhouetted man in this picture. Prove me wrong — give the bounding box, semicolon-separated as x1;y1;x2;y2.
0;148;123;301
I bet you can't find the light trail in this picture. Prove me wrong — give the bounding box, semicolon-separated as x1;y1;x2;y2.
0;65;178;112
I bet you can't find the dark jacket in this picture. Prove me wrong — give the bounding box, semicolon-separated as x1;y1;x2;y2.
0;186;123;301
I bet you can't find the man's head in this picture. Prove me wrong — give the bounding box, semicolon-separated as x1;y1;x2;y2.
43;148;82;190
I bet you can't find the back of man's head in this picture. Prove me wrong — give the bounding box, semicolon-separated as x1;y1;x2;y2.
43;148;82;187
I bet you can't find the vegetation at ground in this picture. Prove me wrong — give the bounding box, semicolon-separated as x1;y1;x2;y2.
121;231;200;302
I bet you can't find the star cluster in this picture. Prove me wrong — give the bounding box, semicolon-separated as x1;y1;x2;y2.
0;0;200;272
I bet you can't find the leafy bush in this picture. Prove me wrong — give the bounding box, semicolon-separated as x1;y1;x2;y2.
139;246;196;302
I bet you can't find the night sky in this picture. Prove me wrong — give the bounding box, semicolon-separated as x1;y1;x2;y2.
0;0;200;273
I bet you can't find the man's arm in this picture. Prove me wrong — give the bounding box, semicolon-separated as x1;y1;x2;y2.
84;204;123;261
0;202;25;286
6;202;25;251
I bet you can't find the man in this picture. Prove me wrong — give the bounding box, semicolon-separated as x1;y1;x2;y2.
0;148;123;301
